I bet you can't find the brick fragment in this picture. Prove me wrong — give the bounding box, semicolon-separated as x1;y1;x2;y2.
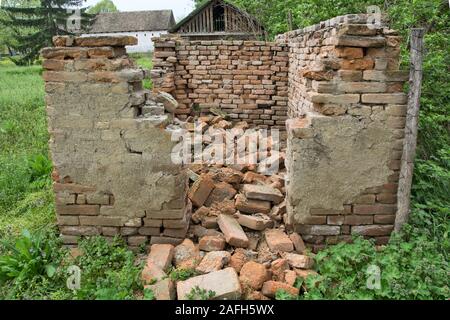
261;281;299;298
242;184;284;204
196;251;231;274
148;244;174;271
235;194;271;214
264;229;293;252
177;268;241;300
199;235;226;252
240;261;271;290
217;214;249;248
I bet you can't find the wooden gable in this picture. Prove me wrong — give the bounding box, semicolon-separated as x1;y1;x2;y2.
170;0;265;39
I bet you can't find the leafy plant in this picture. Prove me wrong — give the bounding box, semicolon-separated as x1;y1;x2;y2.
71;236;144;300
169;267;198;281
28;154;52;188
275;289;299;300
0;229;59;282
0;229;67;299
143;287;156;300
186;286;216;300
302;234;449;300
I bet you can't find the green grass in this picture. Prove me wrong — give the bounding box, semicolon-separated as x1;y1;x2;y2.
129;52;153;89
0;62;53;237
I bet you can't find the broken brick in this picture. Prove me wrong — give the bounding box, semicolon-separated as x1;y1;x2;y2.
218;214;249;248
177;267;241;300
261;281;299;298
242;184;284;204
235;194;271;214
148;244;174;272
195;251;231;274
265;229;294;252
239;261;271;290
188;176;215;207
198;235;226;252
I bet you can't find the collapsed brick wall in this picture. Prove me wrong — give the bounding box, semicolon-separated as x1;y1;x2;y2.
280;14;408;249
151;38;289;130
42;36;191;249
42;14;409;251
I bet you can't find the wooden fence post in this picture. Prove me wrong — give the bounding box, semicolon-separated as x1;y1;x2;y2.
394;28;425;232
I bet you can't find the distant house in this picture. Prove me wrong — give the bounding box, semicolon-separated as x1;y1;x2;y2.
169;0;265;40
84;10;176;52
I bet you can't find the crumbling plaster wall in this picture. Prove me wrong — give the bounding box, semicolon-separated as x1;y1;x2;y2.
279;14;408;247
43;36;190;248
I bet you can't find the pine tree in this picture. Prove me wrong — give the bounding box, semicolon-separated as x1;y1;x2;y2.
0;0;93;64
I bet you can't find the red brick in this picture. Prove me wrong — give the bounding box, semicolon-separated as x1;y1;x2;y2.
334;47;364;59
344;215;373;225
265;229;293;252
56;205;99;216
229;248;252;273
261;281;299;298
340;58;374;70
352;225;394;236
302;216;327;224
327;215;345;225
235;194;271;214
289;233;306;253
376;193;397;204
353;204;397;215
354;194;376;204
74;36;137;47
284;253;314;269
240;261;271;290
199;235;226;251
374;215;396;224
217;214;249;248
148;244;174;271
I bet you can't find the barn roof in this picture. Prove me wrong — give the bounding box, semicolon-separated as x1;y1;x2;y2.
88;10;176;33
169;0;262;33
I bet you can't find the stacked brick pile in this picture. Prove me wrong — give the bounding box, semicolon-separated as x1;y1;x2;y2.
152;37;289;130
281;14;408;249
42;36;192;249
140;166;318;300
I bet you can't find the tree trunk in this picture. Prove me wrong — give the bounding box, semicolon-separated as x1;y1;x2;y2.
394;28;425;232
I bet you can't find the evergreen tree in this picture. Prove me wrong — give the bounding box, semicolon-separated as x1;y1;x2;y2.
0;0;93;64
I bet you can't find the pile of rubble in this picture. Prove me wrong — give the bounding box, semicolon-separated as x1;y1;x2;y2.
138;111;318;300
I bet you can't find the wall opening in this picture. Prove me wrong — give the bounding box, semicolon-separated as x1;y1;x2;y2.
213;5;225;31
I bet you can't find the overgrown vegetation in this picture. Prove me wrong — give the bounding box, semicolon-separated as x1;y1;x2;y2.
186;286;216;300
168;267;199;281
0;232;144;299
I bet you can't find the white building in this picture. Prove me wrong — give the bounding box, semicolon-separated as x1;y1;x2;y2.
83;10;176;53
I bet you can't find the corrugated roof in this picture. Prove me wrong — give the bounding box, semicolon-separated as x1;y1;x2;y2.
88;10;176;33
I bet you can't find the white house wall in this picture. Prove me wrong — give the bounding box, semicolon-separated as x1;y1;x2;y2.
82;31;168;52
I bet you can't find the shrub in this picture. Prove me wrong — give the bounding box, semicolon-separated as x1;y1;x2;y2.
303;233;449;300
0;229;67;299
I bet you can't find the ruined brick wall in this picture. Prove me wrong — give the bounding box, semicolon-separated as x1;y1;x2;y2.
42;15;410;252
281;15;408;249
42;36;191;249
151;38;289;130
